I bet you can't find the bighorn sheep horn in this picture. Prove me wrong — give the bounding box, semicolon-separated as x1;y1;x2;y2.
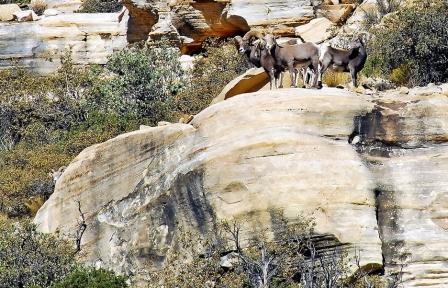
242;30;265;44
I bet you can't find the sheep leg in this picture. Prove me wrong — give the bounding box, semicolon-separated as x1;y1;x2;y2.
317;59;330;89
300;69;305;88
269;68;275;90
288;62;296;88
304;67;313;88
278;72;284;88
311;58;321;88
350;67;358;87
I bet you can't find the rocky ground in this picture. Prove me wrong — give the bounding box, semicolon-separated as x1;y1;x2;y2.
35;82;448;287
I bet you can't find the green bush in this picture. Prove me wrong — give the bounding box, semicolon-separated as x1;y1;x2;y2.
51;267;128;288
0;113;139;218
0;0;29;3
0;220;75;288
77;0;123;13
175;38;251;115
367;0;448;86
88;41;186;125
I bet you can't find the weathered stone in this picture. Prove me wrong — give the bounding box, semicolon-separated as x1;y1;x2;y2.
43;9;60;17
34;84;448;286
13;10;39;22
440;83;448;96
179;54;194;70
211;67;268;104
295;17;334;43
46;0;82;12
0;10;129;73
35;88;381;284
0;4;21;21
318;4;355;24
121;0;327;52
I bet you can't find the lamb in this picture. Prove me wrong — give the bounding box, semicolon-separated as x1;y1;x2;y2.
317;35;367;88
264;34;321;88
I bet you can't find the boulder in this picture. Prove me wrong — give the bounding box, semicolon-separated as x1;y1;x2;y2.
45;0;82;12
0;4;21;21
121;0;330;52
0;9;129;73
318;4;355;24
35;88;382;284
34;84;448;286
295;17;334;43
13;10;39;22
43;9;60;17
211;67;268;104
179;54;194;70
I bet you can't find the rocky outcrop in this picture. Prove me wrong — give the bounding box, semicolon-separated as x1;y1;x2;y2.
0;0;370;71
0;4;21;21
34;84;448;286
0;9;128;73
122;0;364;53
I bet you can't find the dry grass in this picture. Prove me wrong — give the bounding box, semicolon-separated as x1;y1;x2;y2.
24;196;46;216
30;0;47;15
323;70;350;87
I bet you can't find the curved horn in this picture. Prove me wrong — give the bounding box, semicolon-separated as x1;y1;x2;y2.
242;30;265;44
295;34;306;44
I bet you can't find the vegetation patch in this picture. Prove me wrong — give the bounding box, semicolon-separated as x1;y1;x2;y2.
365;0;448;86
76;0;123;13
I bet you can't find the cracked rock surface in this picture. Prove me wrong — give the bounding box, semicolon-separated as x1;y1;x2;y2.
35;85;448;286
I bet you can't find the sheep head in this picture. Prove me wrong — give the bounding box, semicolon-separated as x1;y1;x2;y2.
233;35;246;54
264;34;278;55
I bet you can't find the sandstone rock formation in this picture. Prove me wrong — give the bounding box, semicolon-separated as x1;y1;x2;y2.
0;9;129;73
0;0;370;71
34;83;448;286
121;0;365;53
0;4;21;21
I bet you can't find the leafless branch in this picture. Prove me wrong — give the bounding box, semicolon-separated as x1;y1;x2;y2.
74;200;87;254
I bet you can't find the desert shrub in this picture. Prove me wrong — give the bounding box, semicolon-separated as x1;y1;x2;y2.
150;213;354;288
0;55;90;149
0;0;29;3
88;41;185;125
0;220;75;288
174;38;251;116
51;267;128;288
77;0;123;13
367;0;448;86
0;113;138;218
323;70;350;87
389;63;413;86
30;0;47;15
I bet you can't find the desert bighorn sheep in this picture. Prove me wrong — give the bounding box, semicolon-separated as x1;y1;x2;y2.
234;30;283;89
264;34;320;88
233;30;266;68
317;35;367;88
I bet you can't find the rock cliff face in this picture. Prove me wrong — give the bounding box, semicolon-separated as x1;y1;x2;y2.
123;0;358;52
34;85;448;287
0;0;362;70
0;10;128;73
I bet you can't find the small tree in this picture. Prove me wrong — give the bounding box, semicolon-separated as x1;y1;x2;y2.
51;267;128;288
366;0;448;86
0;220;74;288
89;40;186;125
